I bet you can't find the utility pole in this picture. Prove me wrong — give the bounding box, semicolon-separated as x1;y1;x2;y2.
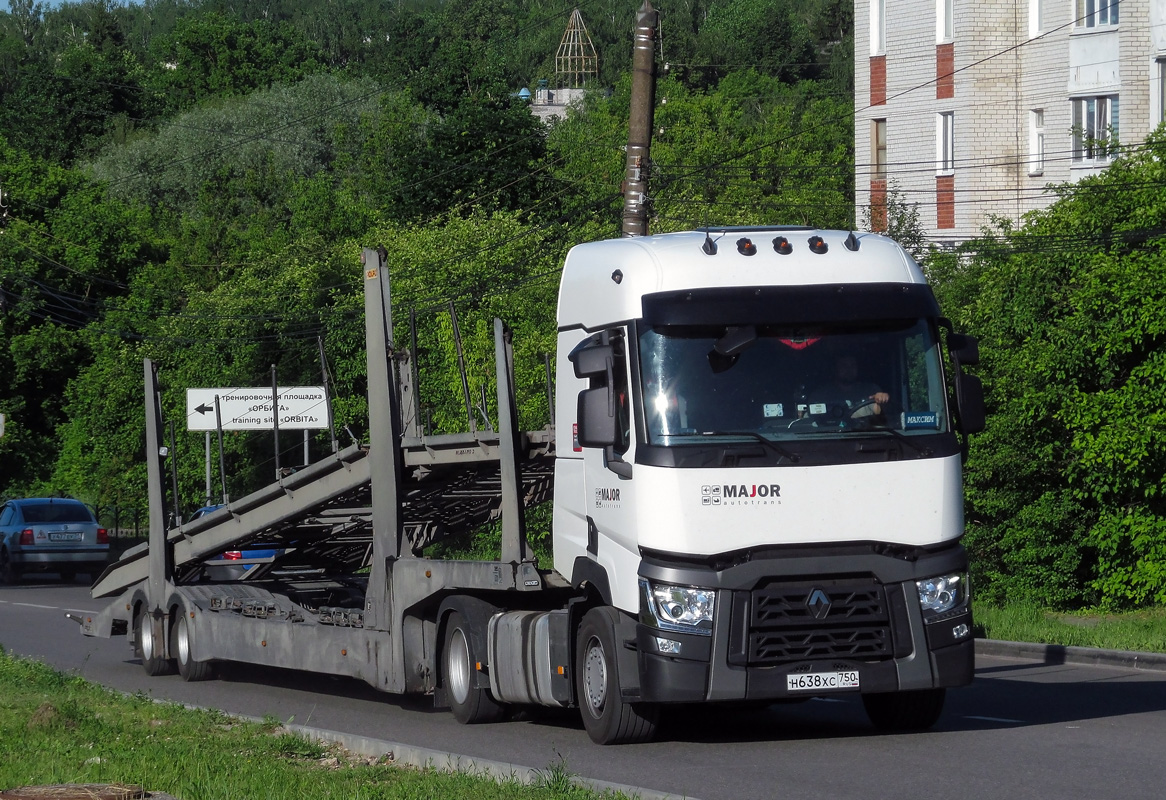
621;1;658;237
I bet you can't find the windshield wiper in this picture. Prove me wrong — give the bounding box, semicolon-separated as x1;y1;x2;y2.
699;430;801;463
866;427;934;457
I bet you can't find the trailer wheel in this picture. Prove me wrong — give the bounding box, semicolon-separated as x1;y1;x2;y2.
172;611;214;682
133;608;175;676
862;688;946;731
443;611;504;724
575;606;658;745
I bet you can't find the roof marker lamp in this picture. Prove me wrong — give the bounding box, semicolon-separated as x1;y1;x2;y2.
736;237;757;256
808;235;829;254
772;236;793;255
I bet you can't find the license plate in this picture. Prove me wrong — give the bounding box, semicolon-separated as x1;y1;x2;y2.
787;671;860;692
49;532;82;542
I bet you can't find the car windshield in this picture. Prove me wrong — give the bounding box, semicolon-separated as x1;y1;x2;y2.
638;319;950;446
20;502;94;523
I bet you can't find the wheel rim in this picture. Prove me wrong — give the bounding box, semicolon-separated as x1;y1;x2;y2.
582;635;608;717
140;617;155;660
177;617;191;664
447;628;472;705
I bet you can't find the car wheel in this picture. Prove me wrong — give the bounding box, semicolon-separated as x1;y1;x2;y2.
575;606;659;745
133;608;175;676
862;688;946;731
172;611;214;682
0;548;21;584
443;611;504;724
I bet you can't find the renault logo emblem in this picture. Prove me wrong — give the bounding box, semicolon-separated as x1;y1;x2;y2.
806;588;832;619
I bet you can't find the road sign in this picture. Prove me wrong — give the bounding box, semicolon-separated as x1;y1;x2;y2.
186;387;328;432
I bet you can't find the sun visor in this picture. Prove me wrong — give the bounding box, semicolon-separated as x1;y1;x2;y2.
640;283;941;327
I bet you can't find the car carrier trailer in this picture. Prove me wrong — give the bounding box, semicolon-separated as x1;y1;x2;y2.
77;231;985;744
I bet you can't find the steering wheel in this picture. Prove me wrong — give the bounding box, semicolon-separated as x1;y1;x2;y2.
846;398;880;419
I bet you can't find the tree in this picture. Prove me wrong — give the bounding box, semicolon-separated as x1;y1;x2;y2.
929;129;1166;608
146;11;325;114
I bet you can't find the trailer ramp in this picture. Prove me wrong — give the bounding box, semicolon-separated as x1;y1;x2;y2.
92;430;554;599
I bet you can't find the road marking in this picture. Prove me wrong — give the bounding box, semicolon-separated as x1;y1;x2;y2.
11;602;58;610
964;715;1023;724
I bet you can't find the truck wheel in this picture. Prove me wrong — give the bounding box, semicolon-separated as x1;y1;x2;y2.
443;611;504;724
0;549;21;584
575;606;658;745
133;609;175;677
862;688;946;731
172;611;214;682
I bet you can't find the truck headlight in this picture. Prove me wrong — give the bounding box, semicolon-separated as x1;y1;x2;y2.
640;579;715;636
916;573;967;615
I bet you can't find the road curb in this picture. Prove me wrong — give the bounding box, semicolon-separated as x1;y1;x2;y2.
277;722;700;800
976;638;1166;672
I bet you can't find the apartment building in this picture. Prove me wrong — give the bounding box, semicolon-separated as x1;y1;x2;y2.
855;0;1166;244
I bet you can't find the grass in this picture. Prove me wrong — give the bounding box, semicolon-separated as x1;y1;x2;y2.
0;648;619;800
974;602;1166;654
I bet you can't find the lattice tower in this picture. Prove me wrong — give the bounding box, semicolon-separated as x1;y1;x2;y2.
555;8;598;89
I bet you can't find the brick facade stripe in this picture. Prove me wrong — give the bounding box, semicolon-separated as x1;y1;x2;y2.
870;55;886;106
936;43;953;100
936;175;955;229
870;179;888;231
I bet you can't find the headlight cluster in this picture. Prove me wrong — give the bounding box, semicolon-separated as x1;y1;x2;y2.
640;579;715;635
916;573;967;615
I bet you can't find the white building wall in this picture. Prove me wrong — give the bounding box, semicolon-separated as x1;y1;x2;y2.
855;0;1162;244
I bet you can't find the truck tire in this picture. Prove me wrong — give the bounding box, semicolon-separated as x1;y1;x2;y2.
443;611;504;724
172;611;214;682
862;688;946;731
575;606;658;745
0;548;21;584
133;608;175;677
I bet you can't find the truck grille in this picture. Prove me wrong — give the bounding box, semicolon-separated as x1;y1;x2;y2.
745;580;893;665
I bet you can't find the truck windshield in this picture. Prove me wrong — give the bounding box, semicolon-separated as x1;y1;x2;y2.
638;320;950;445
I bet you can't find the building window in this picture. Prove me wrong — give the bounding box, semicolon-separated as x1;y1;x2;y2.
1029;110;1045;175
871;0;886;54
1158;58;1166;126
1029;0;1044;36
873;119;887;178
1074;0;1119;28
1071;96;1118;163
937;0;953;41
936;112;954;173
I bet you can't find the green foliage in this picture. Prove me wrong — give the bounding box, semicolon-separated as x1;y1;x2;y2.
931;130;1166;609
146;11;325;114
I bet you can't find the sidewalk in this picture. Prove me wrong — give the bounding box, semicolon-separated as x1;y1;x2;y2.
976;637;1166;672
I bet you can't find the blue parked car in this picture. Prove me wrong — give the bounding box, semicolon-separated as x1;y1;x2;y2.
191;505;283;580
0;497;110;583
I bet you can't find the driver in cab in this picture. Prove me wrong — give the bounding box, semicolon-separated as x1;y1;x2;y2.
807;355;888;420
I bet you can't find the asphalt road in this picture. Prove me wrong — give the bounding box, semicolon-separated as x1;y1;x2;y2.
3;579;1166;800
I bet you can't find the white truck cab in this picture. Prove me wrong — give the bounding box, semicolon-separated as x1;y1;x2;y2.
552;227;984;741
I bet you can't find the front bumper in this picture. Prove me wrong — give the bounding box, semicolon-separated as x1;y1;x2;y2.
633;543;974;703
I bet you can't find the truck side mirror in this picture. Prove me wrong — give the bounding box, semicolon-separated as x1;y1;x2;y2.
577;387;618;448
571;344;614;379
956;373;985;434
947;333;980;367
